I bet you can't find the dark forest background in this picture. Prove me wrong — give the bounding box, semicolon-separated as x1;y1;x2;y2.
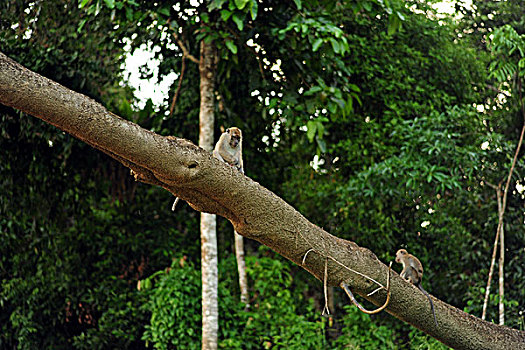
1;1;524;348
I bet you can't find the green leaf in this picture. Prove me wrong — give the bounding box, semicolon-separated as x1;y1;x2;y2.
329;38;340;54
306;121;317;142
331;97;345;110
293;0;302;10
328;101;337;114
249;0;258;20
387;15;401;36
316;138;327;153
159;7;170;17
312;38;323;52
125;7;133;21
316;121;325;138
304;86;322;96
234;0;249;10
225;40;238;54
221;9;233;22
344;96;353;116
103;0;115;9
348;84;361;93
77;19;87;33
232;12;244;31
79;0;90;9
208;0;227;11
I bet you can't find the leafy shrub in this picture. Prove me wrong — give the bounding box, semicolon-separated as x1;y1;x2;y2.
335;305;397;349
141;253;326;349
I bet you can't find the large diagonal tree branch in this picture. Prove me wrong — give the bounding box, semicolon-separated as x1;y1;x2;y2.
0;52;523;350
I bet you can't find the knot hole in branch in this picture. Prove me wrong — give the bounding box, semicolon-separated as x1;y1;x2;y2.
187;160;198;169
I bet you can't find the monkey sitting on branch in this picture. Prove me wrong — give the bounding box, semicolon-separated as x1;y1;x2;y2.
395;249;438;327
172;127;244;210
212;127;243;174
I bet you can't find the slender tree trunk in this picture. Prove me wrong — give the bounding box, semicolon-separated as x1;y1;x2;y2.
482;183;505;322
482;102;525;321
199;40;218;350
498;208;504;325
484;188;505;324
481;185;499;321
234;231;249;307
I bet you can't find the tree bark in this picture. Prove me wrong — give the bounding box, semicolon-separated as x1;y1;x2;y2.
198;40;218;350
1;51;524;350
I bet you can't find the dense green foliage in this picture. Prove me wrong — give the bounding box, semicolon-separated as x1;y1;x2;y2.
141;252;325;349
1;0;524;349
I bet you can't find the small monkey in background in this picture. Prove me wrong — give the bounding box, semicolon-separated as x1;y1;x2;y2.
213;127;244;174
395;249;438;327
172;127;244;210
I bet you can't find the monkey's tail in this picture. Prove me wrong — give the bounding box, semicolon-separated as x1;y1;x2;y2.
418;284;438;328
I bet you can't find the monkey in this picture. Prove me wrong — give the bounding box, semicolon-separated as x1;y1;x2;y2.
171;127;243;211
395;249;438;327
212;127;244;174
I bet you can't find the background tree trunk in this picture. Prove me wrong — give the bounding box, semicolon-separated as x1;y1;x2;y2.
482;108;525;323
498;212;504;325
234;231;249;307
198;40;218;350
